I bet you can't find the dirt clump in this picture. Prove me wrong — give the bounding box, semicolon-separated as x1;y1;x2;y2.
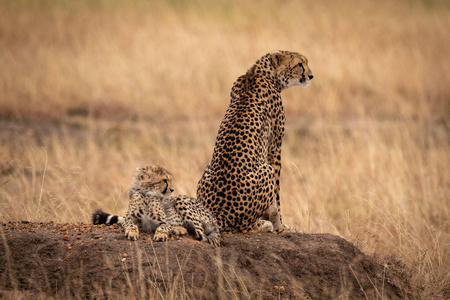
0;221;411;299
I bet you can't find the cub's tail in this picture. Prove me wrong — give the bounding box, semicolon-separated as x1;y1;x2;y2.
91;209;123;225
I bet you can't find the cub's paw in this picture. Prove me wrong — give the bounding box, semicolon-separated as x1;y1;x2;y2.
125;227;139;241
172;226;188;236
153;231;168;242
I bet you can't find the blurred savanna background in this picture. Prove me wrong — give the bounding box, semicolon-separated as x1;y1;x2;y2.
0;0;449;296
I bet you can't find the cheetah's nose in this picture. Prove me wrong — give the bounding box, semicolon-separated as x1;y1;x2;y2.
308;75;314;80
170;189;174;192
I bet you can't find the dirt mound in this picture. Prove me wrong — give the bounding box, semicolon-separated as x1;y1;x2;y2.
0;222;410;299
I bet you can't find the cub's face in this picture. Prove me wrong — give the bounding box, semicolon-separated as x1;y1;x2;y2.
132;165;174;196
271;51;314;89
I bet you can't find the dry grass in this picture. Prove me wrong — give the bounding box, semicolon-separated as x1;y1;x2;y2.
0;0;449;297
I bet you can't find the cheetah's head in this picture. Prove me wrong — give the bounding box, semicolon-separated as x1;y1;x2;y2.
271;51;313;89
132;165;174;196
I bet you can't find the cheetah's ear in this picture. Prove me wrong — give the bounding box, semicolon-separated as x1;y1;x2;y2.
271;51;283;67
136;167;144;174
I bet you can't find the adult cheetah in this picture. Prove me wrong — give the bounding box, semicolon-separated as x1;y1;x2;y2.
197;50;313;232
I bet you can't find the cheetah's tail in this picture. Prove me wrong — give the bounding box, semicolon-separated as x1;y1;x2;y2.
91;209;123;225
185;221;221;247
185;221;197;237
204;222;221;247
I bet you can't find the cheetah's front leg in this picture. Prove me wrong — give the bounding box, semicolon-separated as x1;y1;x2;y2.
267;196;283;231
257;163;283;231
267;154;284;231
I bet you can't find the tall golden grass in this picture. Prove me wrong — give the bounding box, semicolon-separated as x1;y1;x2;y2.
0;0;449;297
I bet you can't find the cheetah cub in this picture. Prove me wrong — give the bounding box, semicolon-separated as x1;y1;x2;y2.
91;165;221;246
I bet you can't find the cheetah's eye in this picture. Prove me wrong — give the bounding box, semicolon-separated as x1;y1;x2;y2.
298;63;304;70
162;179;168;184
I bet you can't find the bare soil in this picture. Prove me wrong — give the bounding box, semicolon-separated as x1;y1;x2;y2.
0;221;412;299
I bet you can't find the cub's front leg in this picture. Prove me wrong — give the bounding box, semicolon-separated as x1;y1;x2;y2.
122;193;145;240
151;201;172;242
122;214;140;241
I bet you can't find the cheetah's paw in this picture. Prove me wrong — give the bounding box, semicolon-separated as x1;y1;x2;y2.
252;220;274;233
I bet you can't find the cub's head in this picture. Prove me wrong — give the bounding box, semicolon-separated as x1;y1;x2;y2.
132;165;174;196
271;50;313;89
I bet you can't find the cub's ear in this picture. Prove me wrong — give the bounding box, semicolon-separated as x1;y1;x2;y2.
136;167;145;173
271;51;283;67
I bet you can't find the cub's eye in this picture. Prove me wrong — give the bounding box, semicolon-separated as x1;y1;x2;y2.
162;179;168;184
